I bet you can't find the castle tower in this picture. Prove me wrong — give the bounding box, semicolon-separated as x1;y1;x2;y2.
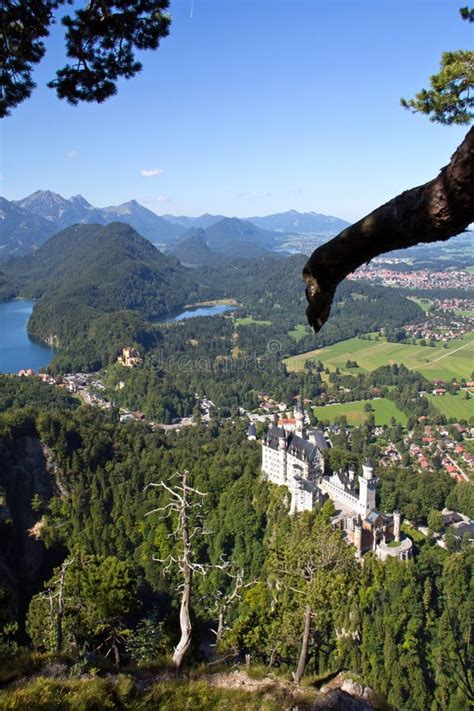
393;510;401;542
294;397;305;437
354;518;363;560
362;459;374;480
358;460;377;518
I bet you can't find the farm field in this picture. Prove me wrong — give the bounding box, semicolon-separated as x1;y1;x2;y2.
427;393;474;421
313;398;407;426
284;335;474;381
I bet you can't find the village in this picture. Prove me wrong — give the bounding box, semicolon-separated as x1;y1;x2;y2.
402;311;474;342
347;264;474;291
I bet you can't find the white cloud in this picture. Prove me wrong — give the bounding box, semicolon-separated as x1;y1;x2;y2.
140;168;164;177
155;194;171;203
66;149;79;159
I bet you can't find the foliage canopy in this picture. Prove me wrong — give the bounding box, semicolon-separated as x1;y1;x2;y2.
0;0;170;117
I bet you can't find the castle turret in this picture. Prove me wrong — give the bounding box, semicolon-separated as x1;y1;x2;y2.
393;510;401;542
358;460;377;518
294;397;305;437
362;459;374;480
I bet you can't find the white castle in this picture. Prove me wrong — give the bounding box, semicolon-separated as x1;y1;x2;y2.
258;400;412;561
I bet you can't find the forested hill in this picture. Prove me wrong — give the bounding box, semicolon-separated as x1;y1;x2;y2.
0;222;188;311
171;218;283;266
0;226;423;373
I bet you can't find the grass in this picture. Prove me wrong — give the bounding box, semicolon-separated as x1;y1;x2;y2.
0;676;282;711
313;398;407;426
234;316;272;326
409;297;433;313
0;662;315;711
427;393;474;421
284;335;474;381
288;324;309;342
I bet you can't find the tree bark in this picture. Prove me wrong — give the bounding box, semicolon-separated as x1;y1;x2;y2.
172;476;193;669
55;558;70;653
293;604;312;684
215;608;226;647
303;127;474;332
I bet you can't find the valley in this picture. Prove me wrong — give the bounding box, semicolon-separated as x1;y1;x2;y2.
0;198;472;711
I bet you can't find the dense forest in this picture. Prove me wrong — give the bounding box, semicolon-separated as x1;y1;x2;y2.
0;224;422;375
0;381;472;709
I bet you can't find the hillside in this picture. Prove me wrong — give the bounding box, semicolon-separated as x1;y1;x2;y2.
100;199;185;244
0;223;199;368
171;218;283;266
0;198;57;258
205;217;280;256
171;228;225;267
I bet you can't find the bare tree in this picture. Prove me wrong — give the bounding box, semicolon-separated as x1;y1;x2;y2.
145;470;209;669
208;565;256;648
46;557;75;653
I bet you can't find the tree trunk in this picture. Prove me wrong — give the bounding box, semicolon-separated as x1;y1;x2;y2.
303;127;474;332
215;608;226;647
113;641;120;666
55;559;69;653
172;477;193;669
293;604;312;684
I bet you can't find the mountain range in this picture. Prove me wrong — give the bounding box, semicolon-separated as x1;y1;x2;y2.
171;218;284;266
0;190;350;261
248;209;349;234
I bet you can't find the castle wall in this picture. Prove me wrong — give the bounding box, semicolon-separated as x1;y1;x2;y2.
319;478;359;512
286;453;310;482
262;446;286;485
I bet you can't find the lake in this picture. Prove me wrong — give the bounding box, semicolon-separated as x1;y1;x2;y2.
0;300;54;374
170;304;235;321
0;300;233;374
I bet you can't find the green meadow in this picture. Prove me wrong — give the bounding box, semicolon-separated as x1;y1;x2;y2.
313;398;407;426
284;335;474;381
409;297;433;313
427;393;474;421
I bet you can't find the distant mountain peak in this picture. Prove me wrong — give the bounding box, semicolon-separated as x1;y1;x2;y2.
69;194;92;208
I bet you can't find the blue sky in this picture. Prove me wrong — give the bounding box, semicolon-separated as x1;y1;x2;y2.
1;0;471;221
